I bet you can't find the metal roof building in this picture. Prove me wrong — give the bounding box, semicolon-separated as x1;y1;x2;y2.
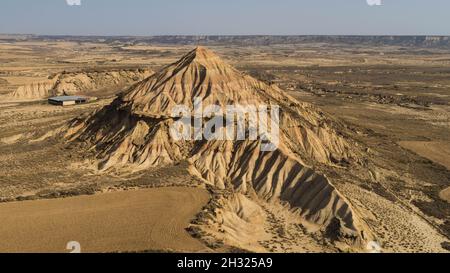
48;96;88;106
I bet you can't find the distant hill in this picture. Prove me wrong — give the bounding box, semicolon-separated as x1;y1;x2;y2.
122;35;450;48
2;35;450;48
11;69;153;100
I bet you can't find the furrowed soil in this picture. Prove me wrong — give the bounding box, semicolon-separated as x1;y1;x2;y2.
0;187;210;253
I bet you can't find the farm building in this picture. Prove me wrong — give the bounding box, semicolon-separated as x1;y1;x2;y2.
48;96;88;106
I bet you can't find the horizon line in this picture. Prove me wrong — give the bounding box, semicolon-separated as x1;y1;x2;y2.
1;33;450;38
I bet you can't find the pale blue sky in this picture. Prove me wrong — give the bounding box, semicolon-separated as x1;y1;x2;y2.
0;0;449;35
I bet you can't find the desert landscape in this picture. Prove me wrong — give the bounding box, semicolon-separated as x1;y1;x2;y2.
0;35;448;253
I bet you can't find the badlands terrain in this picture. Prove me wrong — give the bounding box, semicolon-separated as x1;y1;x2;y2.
0;36;448;253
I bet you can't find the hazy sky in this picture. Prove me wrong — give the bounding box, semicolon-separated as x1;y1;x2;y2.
0;0;449;36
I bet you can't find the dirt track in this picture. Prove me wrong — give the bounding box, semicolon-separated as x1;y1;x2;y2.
0;187;210;253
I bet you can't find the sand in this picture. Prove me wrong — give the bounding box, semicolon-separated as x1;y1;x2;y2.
0;187;210;253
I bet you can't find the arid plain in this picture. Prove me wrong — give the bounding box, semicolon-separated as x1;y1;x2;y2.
0;36;448;253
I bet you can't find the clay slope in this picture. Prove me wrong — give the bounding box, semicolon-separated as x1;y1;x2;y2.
11;69;153;99
12;80;56;99
66;47;371;249
52;69;153;96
